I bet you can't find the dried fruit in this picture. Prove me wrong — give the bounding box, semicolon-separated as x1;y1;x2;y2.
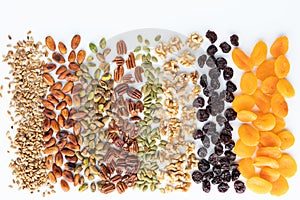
277;154;297;178
270;175;289;196
238;124;260;146
256;146;281;159
253;156;279;168
271;93;288;118
246;177;272;194
252;89;271;113
240;72;257;95
232;94;255;112
255;59;275;80
230;34;239;46
237;110;257;122
270;36;288;58
274;55;290;78
238;158;255;178
252;113;276;131
277;130;295;150
234;139;256;158
259;167;280;182
261;76;279;95
232;48;254;71
250;40;267;66
259;131;281;147
276;78;295;98
272;116;286;133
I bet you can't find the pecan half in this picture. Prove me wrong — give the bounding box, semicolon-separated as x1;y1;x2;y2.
116;40;127;55
134;66;144;82
127;87;142;99
126;52;136;69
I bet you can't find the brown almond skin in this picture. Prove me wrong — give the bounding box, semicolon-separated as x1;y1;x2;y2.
68;62;80;71
65;74;79;82
52;89;65;100
55;151;63;167
58;114;65;128
48;172;57;184
65;155;78;163
42;73;55;86
43;109;56;119
52;52;65;64
47;94;59;104
50;82;63;92
77;50;86;65
65;143;80;151
43;63;57;73
51;119;60;132
56;101;67;111
64;119;75;129
53;163;62;178
73;174;80;186
62;81;74;93
58;42;67;54
44;146;59;155
42;100;55;110
67;134;78;145
45;137;56;148
56;130;68;140
62;170;74;182
57;139;67;149
45;36;56;51
58;70;71;80
64;95;72;106
70;112;87;120
43;129;53;142
60;179;70;192
68;50;76;62
56;65;67;75
61;108;69;120
71;35;81;49
44;118;51;131
61;148;75;156
73;122;81;136
45;155;53;170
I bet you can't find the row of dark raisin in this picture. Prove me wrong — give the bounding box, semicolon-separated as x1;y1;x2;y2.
191;30;245;194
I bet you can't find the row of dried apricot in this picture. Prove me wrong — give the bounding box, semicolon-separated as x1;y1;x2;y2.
232;36;296;196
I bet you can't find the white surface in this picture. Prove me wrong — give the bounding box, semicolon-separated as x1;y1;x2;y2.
0;0;299;199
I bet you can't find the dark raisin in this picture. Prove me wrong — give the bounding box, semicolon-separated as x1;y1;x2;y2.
225;140;235;150
197;109;210;122
202;121;216;135
213;165;222;175
224;108;237;121
219;90;226;100
207;45;218;56
206;30;218;43
216;115;226;126
192;170;203;184
198;159;210;172
218;182;230;193
201;135;210;148
225;150;236;161
206;56;216;68
230;34;239;47
214;143;224;156
219;42;232;53
234;180;246;193
224;121;233;131
203;87;213;97
212;176;222;185
211;134;220;145
193;96;205;108
193;129;204;140
223;67;234;80
209;68;221;79
230;163;239;170
197;54;207;68
216;57;227;70
220;132;232;144
220;170;231;182
203;172;214;180
205;105;212;115
225;91;235;103
212;101;225;114
197;147;208;158
220;157;230;169
200;74;208;88
226;80;237;92
208;153;219;166
202;180;211;193
231;169;241;181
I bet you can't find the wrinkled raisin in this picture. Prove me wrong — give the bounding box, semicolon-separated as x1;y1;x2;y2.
216;115;226;126
198;159;210;172
226;80;237;92
201;135;210;148
200;74;208;88
212;176;222;185
208;153;219;166
224;108;237;121
220;42;232;53
197;109;210;122
202;121;216;134
230;163;239;170
193;96;205;108
203;87;214;97
225;91;235;103
218;182;230;193
225;140;235;150
224;121;233;131
213;164;222;175
223;67;234;80
192;170;203;184
203;172;214;180
202;180;211;193
193;129;204;140
220;170;231;182
206;30;218;43
211;134;220;144
231;169;241;181
197;147;207;158
206;56;216;68
214;143;224;156
207;45;218;56
225;150;236;162
230;34;239;46
197;54;207;68
216;57;227;70
211;78;220;90
209;68;221;79
234;180;246;193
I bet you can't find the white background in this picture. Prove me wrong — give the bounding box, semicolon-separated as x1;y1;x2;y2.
0;0;299;199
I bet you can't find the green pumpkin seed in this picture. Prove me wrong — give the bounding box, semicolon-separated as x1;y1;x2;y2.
99;38;106;49
89;43;98;53
151;56;158;63
143;46;150;53
137;35;143;43
145;39;150;46
154;35;161;42
134;46;141;52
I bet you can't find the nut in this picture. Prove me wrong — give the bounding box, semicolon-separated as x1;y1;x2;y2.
116;40;127;55
42;73;55;86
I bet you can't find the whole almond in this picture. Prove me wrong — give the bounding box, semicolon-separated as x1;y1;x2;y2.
44;118;51;131
43;129;53;142
58;70;71;80
56;130;68;140
61;180;70;192
42;73;55;86
73;121;81;136
56;101;67;110
45;36;56;51
62;81;74;93
61;108;69;120
64;119;75;129
45;137;56;148
47;94;59;104
77;50;86;65
43;109;56;119
42;100;55;110
56;65;67;75
48;172;57;184
55;151;63;167
52;89;65;100
61;148;75;156
58;115;65;128
65;143;80;151
44;146;59;155
68;62;80;71
43;63;57;73
67;134;78;145
45;155;53;170
51;119;60;132
50;82;63;92
57;138;67;149
52;52;66;64
53;163;62;178
65;74;79;82
58;42;67;54
71;35;81;49
64;95;72;106
74;174;80;186
62;170;74;183
68;50;76;62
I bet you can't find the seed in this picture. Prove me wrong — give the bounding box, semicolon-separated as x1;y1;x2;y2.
60;180;70;192
89;43;98;53
71;35;81;49
100;38;106;49
45;36;56;51
137;35;143;43
58;42;67;54
154;35;161;42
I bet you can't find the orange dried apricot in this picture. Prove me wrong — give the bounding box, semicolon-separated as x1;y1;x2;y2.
270;36;289;58
256;59;275;81
252;113;276;131
274;55;290;79
256;146;281;159
234;139;256;157
270;175;289;196
237;110;257;122
271;93;288;118
259;131;281;147
261;76;279;96
277;154;297;178
240;72;257;95
232;48;255;71
253;156;279;168
250;40;267;66
252;89;271;113
272;116;286;133
259;167;280;182
232;94;255;112
238;124;260;146
277;130;295;150
246;176;272;194
276;78;295;98
238;158;256;178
